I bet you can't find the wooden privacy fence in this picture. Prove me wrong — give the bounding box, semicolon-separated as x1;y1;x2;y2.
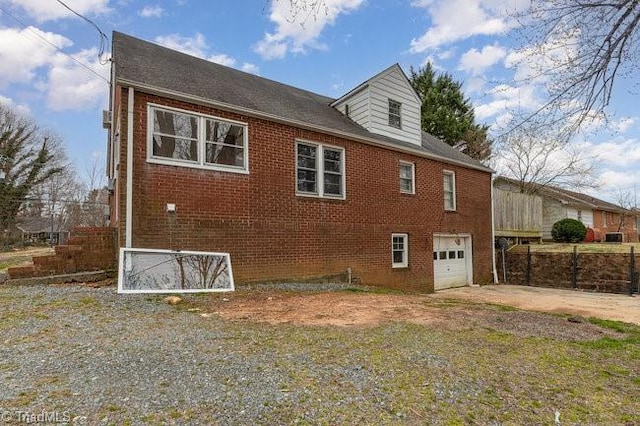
494;189;543;241
496;246;639;295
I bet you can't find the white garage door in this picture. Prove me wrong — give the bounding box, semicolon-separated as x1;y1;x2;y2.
433;235;471;290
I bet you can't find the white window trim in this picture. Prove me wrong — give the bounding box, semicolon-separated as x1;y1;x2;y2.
295;140;346;200
391;233;409;268
399;161;415;195
146;103;249;174
443;170;456;211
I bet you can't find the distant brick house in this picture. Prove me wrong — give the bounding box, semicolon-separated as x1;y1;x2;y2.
495;177;639;243
105;32;495;292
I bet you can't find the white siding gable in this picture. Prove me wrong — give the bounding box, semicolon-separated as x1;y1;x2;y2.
332;64;422;146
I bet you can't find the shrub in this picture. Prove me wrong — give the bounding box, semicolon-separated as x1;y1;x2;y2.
551;218;587;243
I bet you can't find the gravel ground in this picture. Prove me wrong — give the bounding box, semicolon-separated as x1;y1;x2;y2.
1;283;638;425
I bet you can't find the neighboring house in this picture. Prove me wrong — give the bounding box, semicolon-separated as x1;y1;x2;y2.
495;177;639;243
105;32;494;292
16;217;69;245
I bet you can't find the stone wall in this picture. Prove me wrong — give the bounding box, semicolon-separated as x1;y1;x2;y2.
497;250;639;294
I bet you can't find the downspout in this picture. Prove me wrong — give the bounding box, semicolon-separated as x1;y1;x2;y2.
491;173;498;283
125;87;134;248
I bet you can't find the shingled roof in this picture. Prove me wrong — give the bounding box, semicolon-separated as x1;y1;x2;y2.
495;176;626;212
112;31;490;172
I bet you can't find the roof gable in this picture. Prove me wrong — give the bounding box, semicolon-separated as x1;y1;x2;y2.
330;64;420;107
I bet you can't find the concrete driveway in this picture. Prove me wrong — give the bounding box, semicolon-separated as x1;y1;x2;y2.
433;285;640;325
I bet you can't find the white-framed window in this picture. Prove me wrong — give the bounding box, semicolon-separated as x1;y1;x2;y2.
443;170;456;211
399;161;415;194
391;233;408;268
388;99;402;129
147;104;248;173
296;141;345;199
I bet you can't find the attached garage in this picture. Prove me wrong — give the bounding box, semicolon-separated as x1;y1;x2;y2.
433;235;472;290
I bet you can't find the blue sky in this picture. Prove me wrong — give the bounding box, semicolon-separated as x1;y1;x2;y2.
0;0;638;203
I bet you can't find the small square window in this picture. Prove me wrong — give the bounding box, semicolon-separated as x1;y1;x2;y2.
457;250;464;259
448;251;456;259
439;251;447;260
433;251;438;260
392;233;408;268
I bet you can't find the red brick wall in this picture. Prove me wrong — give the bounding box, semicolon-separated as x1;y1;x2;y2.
112;87;494;292
7;227;116;279
591;210;639;242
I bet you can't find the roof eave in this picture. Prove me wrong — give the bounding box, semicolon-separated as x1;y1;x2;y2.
116;78;492;174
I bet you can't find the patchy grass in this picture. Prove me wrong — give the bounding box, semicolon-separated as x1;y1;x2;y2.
2;287;638;425
513;242;640;253
0;246;54;273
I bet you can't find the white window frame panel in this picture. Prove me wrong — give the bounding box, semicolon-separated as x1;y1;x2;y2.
391;233;409;268
147;103;249;174
399;161;415;194
443;170;456;211
295;140;346;200
388;99;402;129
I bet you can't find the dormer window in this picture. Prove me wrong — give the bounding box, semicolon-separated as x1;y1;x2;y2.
388;99;401;129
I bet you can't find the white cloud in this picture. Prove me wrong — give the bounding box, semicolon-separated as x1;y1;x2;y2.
47;48;110;111
9;0;110;22
209;54;237;67
0;95;31;115
611;117;636;133
155;33;259;74
0;27;72;86
459;44;506;75
596;170;640;197
410;0;510;52
254;0;365;60
475;84;539;121
139;5;164;18
155;33;209;58
588;138;640;168
241;63;260;75
504;30;579;85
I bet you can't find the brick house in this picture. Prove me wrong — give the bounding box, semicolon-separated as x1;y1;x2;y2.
105;32;495;292
495;177;639;243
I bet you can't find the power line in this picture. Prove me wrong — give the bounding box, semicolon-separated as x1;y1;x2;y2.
0;6;110;84
55;0;110;65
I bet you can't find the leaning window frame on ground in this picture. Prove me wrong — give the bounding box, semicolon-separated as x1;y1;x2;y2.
118;248;235;294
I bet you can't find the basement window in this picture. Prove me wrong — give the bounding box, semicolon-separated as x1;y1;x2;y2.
392;233;408;268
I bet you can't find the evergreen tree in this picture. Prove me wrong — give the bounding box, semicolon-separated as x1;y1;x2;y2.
409;63;492;162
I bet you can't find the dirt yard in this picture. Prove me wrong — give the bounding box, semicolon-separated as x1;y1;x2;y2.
433;285;640;324
201;283;639;336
